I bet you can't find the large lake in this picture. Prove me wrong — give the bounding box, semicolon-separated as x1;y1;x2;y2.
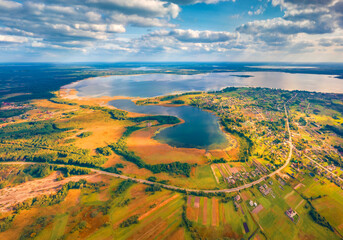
64;71;342;149
108;99;228;150
65;71;343;98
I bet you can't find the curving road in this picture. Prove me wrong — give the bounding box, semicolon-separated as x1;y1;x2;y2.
0;106;292;194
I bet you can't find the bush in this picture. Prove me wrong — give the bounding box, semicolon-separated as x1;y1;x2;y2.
24;163;53;178
171;100;185;104
80;105;127;120
145;184;162;194
77;131;93;138
96;146;112;156
212;158;227;164
113;180;134;196
119;215;139;228
147;176;157;182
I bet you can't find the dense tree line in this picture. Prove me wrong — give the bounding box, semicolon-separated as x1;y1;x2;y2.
309;207;334;232
0;147;106;168
171;100;185;104
80;105;127;120
322;124;343;137
24;163;53;178
221;118;253;162
299;193;335;232
49;98;77;105
159;92;202;101
211;158;227;164
145;184;162;194
0;109;28;118
54;165;91;176
119;215;139;228
0;121;71;141
130;115;180;125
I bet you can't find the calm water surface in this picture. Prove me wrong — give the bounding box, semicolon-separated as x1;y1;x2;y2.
65;71;342;98
108;99;228;150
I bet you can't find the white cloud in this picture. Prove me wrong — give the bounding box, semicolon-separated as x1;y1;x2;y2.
0;0;180;50
0;35;28;43
0;0;22;10
149;29;238;43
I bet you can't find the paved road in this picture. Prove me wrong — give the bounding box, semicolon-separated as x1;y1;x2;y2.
0;106;293;194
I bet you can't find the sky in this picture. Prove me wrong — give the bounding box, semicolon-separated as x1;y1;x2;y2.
0;0;343;62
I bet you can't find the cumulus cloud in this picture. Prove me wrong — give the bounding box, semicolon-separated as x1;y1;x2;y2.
0;0;342;61
86;0;180;18
125;28;242;57
0;0;180;49
149;29;237;43
237;17;334;35
236;0;341;52
0;35;28;44
0;0;22;10
165;0;237;5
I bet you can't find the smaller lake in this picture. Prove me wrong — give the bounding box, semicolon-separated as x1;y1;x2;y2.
108;99;228;150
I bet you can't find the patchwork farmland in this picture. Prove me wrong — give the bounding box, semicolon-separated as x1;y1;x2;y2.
186;195;257;239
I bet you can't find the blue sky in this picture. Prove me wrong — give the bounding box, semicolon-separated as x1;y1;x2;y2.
0;0;342;62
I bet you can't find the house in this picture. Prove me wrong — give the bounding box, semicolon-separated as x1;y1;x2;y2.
234;195;241;202
285;208;298;222
259;184;272;196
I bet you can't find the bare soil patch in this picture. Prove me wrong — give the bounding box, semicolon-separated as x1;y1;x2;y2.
212;198;219;226
0;172;98;212
203;198;208;225
252;204;264;214
194;196;200;208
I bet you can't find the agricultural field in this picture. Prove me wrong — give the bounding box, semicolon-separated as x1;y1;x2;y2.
186;195;257;239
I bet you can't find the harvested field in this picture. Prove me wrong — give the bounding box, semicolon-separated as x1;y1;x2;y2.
187;195;192;205
210;165;222;183
220;163;231;176
212;198;219;226
220;202;226;224
194;196;200;208
227;165;240;174
294;183;305;189
203;198;208;225
165;227;185;240
139;194;179;221
129;217;167;240
252;204;264;214
216;164;228;178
